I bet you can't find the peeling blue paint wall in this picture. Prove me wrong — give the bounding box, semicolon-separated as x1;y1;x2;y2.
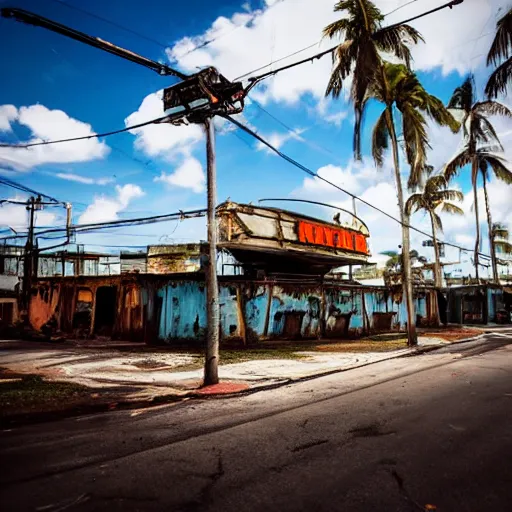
157;281;207;340
152;279;435;343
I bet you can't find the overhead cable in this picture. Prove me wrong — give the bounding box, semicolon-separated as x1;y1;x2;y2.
0;208;207;241
0;114;173;149
0;176;61;203
224;114;491;260
239;0;465;87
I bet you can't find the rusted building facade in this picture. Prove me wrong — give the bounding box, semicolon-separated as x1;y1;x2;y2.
29;273;437;344
30;201;491;342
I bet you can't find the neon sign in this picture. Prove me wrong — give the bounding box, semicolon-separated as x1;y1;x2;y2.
298;220;369;255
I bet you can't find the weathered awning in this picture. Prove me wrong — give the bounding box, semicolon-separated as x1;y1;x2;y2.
217;201;371;275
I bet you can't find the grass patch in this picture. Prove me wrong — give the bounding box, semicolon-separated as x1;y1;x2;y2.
0;374;93;417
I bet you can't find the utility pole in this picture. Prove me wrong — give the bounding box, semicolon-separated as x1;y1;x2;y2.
22;196;40;314
204;117;220;385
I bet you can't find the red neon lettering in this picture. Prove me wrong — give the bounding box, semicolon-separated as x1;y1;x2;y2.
298;220;367;254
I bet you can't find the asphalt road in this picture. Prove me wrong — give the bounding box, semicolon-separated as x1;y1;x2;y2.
1;332;511;511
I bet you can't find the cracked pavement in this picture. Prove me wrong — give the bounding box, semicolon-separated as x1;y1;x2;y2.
1;332;511;511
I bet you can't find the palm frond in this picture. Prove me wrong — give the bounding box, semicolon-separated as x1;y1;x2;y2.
425;95;460;132
404;193;423;215
444;148;471;181
425;174;447;194
473;100;512;117
373;24;423;68
401;104;429;189
435;189;464;203
371;109;389;167
483;153;512;184
487;8;512;66
476;115;504;150
485;57;512;98
323;18;352;39
448;76;474;112
431;211;443;233
325;40;355;97
440;202;464;216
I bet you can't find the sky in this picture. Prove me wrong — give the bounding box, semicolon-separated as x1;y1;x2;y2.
0;0;511;277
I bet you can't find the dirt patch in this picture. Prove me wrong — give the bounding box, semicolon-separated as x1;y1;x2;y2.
422;328;481;342
315;340;408;353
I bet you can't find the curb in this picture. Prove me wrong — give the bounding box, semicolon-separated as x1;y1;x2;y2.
1;332;502;428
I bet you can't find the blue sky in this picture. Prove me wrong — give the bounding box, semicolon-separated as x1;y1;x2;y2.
0;0;511;275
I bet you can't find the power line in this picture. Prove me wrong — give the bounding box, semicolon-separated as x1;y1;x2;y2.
48;0;170;50
224;114;492;260
249;97;342;161
0;114;170;149
0;208;207;241
0;176;61;203
384;0;422;17
234;41;320;81
238;0;465;87
49;0;251;63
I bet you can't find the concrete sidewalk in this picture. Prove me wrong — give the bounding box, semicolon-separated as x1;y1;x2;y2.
0;333;464;400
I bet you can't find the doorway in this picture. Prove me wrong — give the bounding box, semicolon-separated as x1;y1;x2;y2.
94;286;117;336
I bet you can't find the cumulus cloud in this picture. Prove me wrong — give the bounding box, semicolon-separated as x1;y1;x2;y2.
124;90;203;158
165;0;505;106
0;195;58;230
56;173;114;185
0;105;17;132
154;156;205;193
0;104;109;170
79;184;145;224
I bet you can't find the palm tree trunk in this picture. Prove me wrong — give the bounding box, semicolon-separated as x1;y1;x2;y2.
482;172;498;282
385;107;417;347
429;210;442;288
472;156;480;282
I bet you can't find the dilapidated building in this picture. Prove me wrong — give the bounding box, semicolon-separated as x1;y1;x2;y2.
25;202;509;343
29;273;437;344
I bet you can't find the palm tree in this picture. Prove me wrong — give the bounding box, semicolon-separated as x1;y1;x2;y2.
405;175;464;287
445;76;512;281
491;222;512;280
381;249;428;272
323;0;422;160
370;62;458;345
486;7;512;98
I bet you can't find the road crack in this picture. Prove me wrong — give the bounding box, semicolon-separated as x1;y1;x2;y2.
291;439;329;452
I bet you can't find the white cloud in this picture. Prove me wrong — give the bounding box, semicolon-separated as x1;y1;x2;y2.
295;160;384;197
165;0;505;106
56;173;114;185
257;127;305;151
124;90;203;158
0;104;109;170
324;110;348;127
154;156;205;193
79;184;145;224
0;195;58;230
0;105;17;132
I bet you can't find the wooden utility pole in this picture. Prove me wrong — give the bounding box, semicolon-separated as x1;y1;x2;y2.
22;196;37;313
203;117;220;386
